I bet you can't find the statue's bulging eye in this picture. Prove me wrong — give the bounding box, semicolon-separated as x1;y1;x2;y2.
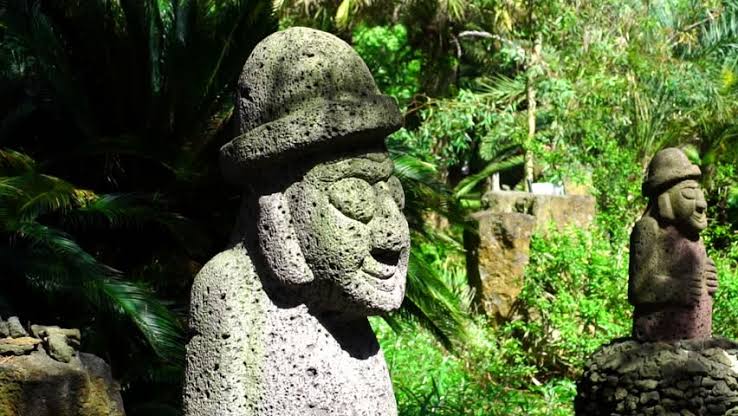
328;178;376;223
680;188;697;200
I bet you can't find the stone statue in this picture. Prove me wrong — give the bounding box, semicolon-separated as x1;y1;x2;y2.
628;147;718;341
183;27;409;416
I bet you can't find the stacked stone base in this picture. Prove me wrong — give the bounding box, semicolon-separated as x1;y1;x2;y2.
576;338;738;415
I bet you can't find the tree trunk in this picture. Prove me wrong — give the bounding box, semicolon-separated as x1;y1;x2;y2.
524;35;542;192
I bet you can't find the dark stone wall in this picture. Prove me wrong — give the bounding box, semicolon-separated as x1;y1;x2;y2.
576;338;738;415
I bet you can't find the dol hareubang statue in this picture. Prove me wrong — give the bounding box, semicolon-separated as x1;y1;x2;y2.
575;148;737;415
628;147;718;341
183;28;408;416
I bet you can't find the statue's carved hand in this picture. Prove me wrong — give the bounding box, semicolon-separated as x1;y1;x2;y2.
686;276;703;305
705;257;719;296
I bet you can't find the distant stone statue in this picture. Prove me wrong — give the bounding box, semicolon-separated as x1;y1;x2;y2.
628;147;718;341
183;27;408;416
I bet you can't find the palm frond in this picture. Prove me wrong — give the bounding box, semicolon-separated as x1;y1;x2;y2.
689;4;738;59
2;0;98;136
400;249;470;350
0;148;36;175
60;193;211;257
454;154;524;199
16;174;81;220
5;221;184;362
476;75;527;105
98;278;184;363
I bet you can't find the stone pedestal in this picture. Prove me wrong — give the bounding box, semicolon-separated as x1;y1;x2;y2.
466;211;535;320
482;190;596;234
575;338;738;415
0;351;125;416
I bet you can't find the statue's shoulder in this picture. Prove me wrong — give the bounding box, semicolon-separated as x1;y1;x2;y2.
190;244;260;306
189;244;263;334
632;215;659;237
195;244;257;281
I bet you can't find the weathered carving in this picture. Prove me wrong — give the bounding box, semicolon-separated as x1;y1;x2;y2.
628;147;717;341
183;27;408;415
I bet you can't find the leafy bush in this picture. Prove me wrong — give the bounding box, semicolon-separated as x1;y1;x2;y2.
508;226;631;379
375;223;631;415
352;24;424;105
373;317;577;416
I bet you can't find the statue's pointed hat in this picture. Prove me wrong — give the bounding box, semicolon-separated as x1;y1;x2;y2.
220;27;403;184
642;147;701;197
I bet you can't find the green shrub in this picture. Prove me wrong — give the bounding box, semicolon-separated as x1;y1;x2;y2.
504;226;630;379
373;317;577;416
352;24;424;105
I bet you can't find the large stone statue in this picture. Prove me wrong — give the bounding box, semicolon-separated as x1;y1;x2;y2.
628;147;718;341
183;27;409;416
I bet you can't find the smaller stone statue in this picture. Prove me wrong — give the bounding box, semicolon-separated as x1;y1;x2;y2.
628;147;718;341
576;148;736;415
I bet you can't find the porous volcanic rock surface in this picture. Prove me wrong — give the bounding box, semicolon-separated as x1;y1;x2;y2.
575;338;738;415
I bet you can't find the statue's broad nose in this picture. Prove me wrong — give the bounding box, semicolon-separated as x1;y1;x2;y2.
370;190;408;254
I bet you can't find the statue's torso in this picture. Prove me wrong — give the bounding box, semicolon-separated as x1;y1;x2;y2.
631;222;712;341
184;245;397;416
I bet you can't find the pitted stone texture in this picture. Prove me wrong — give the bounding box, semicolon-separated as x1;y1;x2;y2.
0;351;125;416
468;192;594;319
184;244;399;416
31;325;81;363
184;152;408;415
0;319;81;364
629;148;715;341
185;27;407;415
575;338;738;416
220;27;402;182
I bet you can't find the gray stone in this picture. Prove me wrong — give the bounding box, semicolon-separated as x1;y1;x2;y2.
0;319;9;338
0;337;41;356
629;148;716;341
7;317;27;338
0;351;125;415
468;190;596;319
30;325;81;363
183;27;408;416
220;27;402;182
482;190;596;233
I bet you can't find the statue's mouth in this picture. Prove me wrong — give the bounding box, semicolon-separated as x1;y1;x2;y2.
692;209;707;227
361;248;401;280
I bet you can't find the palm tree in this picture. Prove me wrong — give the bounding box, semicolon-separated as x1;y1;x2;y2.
1;1;276;413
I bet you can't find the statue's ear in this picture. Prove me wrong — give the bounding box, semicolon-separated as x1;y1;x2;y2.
256;191;314;286
657;193;675;221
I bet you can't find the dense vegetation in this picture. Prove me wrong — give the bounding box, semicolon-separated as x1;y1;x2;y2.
3;0;738;415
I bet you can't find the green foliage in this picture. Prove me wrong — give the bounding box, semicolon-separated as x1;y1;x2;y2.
1;1;277;413
352;24;424;105
509;227;631;378
389;89;523;172
373;317;577;416
375;222;630;415
389;148;473;348
0;149;185;361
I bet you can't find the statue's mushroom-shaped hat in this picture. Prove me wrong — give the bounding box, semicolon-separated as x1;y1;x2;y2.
220;27;403;184
642;147;701;197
